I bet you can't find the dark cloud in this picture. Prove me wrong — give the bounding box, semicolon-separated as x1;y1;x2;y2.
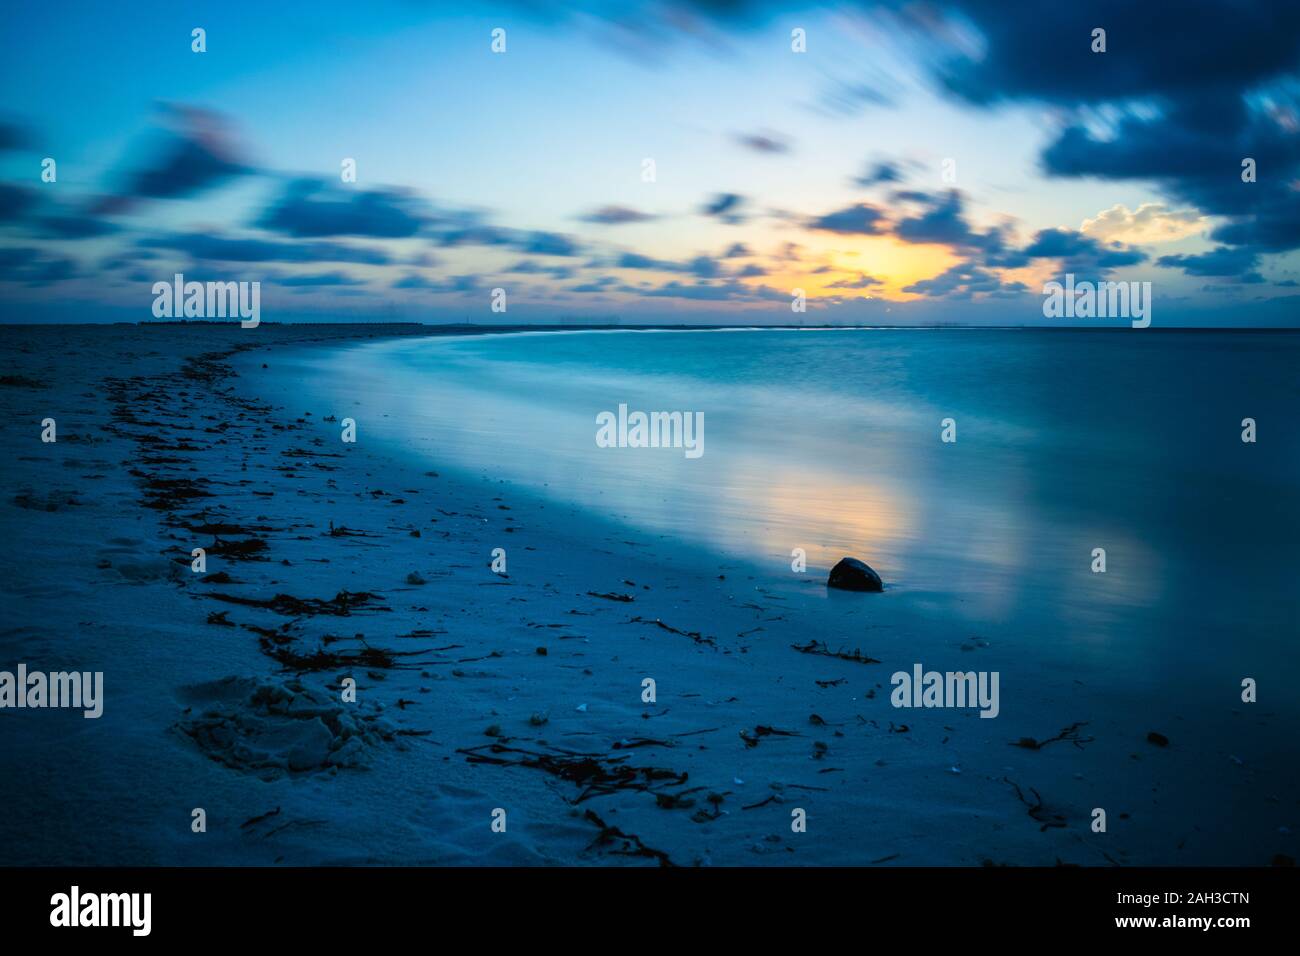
259;178;426;239
275;272;366;287
687;255;721;278
640;279;785;302
507;259;574;278
0;183;38;221
392;273;479;292
735;131;791;154
1157;246;1262;279
94;106;250;214
929;2;1300;259
0;247;76;286
616;252;678;271
0;182;121;240
139;232;392;265
935;2;1300;107
893;190;998;251
700;192;746;224
570;276;618;292
518;230;581;256
853;161;902;187
827;273;883;289
807;202;888;235
32;215;120;240
580;205;657;225
903;261;1027;299
1022;228;1146;270
0;120;27;151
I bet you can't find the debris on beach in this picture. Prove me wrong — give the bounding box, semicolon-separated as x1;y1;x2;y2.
582;810;675;867
1012;721;1094;750
1147;731;1170;747
628;615;715;646
457;742;690;805
259;637;428;673
207;535;270;560
206;589;388;617
739;724;801;748
826;556;884;592
1004;777;1067;831
790;639;880;664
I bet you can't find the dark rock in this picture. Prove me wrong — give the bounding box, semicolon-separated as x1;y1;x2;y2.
827;557;883;592
1146;731;1170;747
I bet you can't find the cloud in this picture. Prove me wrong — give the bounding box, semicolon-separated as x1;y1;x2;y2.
391;273;479;292
903;261;1027;299
0;247;76;286
892;189;999;251
943;5;1300;260
616;252;677;270
32;214;120;240
1080;203;1206;244
0;120;27;151
258;178;426;238
700;192;746;223
580;205;657;225
853;161;903;187
275;271;366;287
138;231;392;265
827;273;883;289
1022;228;1147;270
94;106;250;214
517;230;581;256
570;276;618;292
734;131;791;154
687;255;721;278
933;2;1300;107
1157;246;1263;281
817;79;896;116
0;183;38;221
640;279;786;302
507;259;574;278
807;202;889;235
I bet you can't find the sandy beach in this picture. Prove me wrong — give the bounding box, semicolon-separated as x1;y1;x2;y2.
1;323;1295;867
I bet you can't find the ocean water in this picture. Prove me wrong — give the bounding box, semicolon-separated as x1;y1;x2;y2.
277;328;1300;700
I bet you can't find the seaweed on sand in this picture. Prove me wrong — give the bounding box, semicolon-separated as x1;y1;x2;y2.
739;725;802;748
628;615;715;646
207;536;270;560
457;742;690;804
206;589;388;617
582;810;676;867
1004;777;1067;831
1012;721;1093;751
258;638;428;672
790;639;880;664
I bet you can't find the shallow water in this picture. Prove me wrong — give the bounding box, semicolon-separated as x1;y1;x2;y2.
283;328;1300;709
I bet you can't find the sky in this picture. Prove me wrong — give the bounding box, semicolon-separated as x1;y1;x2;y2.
2;0;1299;325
